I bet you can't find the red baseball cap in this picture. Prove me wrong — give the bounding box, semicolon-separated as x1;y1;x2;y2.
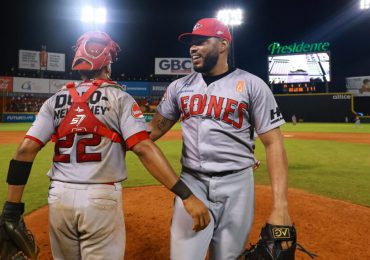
178;18;232;43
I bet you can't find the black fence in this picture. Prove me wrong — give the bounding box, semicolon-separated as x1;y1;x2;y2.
275;93;355;122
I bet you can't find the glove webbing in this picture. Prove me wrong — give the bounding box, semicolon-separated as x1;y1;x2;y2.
296;243;318;259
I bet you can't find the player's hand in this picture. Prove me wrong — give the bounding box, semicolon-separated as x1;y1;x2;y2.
267;206;293;249
182;195;210;232
252;160;261;171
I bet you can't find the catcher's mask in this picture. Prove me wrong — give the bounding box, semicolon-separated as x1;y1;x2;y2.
71;31;121;71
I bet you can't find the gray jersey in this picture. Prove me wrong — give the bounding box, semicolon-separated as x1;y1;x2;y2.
26;81;148;183
157;68;285;173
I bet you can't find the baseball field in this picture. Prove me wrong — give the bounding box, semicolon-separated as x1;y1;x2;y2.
0;122;369;259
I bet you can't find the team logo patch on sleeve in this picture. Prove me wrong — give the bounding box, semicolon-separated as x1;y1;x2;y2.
270;106;283;124
131;103;144;119
236;80;245;93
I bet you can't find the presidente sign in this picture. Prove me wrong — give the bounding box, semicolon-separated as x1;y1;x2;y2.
268;42;330;55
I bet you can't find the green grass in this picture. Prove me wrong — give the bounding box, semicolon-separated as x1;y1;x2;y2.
0;123;33;131
253;139;370;206
1;122;369;133
0;141;183;214
0;143;53;213
281;122;370;133
173;122;370;133
1;122;369;215
123;141;182;187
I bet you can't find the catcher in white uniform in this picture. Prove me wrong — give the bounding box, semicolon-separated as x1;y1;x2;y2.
150;18;293;260
0;31;210;259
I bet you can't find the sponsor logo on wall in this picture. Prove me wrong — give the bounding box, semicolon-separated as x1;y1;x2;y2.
13;77;50;93
155;58;193;75
18;49;65;72
0;76;13;91
3;114;36;122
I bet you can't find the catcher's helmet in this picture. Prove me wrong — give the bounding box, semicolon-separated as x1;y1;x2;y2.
71;31;120;71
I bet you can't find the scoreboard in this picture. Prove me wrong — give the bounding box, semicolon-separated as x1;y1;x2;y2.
271;82;328;94
267;42;331;94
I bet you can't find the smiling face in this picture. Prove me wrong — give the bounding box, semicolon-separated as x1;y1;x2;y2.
189;36;229;75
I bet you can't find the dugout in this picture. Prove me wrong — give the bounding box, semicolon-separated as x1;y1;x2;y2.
275;93;356;122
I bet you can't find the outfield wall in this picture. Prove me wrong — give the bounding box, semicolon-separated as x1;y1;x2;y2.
275;93;355;122
0;75;363;123
354;96;370;116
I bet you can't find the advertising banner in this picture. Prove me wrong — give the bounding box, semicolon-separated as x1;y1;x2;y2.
155;58;193;75
19;50;40;70
0;76;13;92
150;82;168;96
13;77;50;93
345;76;370;96
49;79;72;93
119;81;149;96
47;52;66;72
2;113;36;122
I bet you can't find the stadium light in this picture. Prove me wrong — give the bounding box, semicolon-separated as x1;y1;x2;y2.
360;0;370;9
216;8;244;67
217;9;243;26
81;6;106;24
95;8;107;24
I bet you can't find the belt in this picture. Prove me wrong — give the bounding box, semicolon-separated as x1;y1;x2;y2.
51;180;116;186
182;166;247;177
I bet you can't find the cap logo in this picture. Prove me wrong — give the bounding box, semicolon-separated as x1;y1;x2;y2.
216;30;224;35
193;23;203;31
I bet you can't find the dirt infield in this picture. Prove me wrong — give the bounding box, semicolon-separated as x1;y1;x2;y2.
4;130;370;259
2;130;370;145
25;186;370;259
160;130;370;145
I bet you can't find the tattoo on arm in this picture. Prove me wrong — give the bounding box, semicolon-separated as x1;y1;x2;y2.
157;117;172;131
150;114;176;141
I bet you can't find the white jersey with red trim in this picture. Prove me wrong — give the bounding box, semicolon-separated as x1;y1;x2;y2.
26;80;149;183
157;68;285;173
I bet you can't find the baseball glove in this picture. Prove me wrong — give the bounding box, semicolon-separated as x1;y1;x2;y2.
0;202;39;260
238;223;317;260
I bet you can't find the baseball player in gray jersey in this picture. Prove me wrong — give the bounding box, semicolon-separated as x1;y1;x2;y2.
1;31;210;259
150;18;293;260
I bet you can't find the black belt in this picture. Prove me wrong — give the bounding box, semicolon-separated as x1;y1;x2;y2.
182;166;247;177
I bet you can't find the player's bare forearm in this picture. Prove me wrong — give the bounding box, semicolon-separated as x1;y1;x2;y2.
6;138;41;203
13;138;42;162
7;185;26;203
259;127;291;225
149;112;177;141
132;139;179;189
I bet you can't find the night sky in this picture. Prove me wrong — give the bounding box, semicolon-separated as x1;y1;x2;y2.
2;0;370;92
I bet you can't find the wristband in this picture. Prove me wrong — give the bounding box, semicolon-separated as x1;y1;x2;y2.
171;179;193;200
6;159;33;185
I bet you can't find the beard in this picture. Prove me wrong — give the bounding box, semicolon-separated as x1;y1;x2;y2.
193;50;219;73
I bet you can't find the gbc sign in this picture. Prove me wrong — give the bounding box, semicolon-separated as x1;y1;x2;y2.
155;58;193;75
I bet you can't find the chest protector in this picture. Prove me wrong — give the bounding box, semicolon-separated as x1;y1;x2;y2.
53;80;123;143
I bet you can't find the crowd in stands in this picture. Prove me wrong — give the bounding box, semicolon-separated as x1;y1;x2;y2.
135;96;161;113
1;68;178;82
1;68;168;113
4;94;161;114
6;94;48;113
